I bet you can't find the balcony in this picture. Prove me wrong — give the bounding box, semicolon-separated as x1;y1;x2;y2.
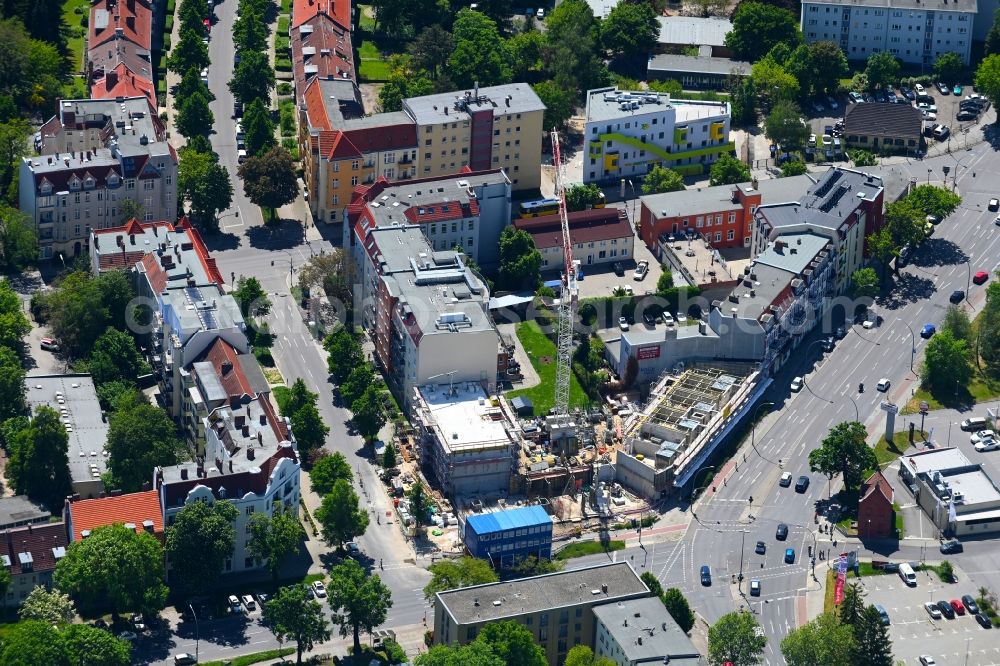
399;155;412;164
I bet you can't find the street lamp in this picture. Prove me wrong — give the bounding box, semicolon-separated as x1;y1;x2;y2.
188;604;200;662
900;321;917;376
750;401;775;462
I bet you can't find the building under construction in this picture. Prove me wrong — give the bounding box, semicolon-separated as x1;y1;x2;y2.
616;364;764;499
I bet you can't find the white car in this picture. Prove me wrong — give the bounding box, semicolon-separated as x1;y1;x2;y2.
790;377;803;392
618;316;629;331
876;378;890;392
633;260;649;281
821;134;832;146
779;471;793;487
923;111;937;121
676;314;687;324
622;285;634;296
863;319;876;329
924;602;942;619
919;657;937;666
311;580;328;598
915;83;926;94
974;438;998;452
990;198;1000;211
808;133;817;147
971;430;997;445
228;594;242;613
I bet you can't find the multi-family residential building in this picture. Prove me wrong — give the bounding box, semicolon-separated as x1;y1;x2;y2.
64;490;164;543
514;208;634;271
593;597;704;665
800;0;975;66
87;0;155;102
647;54;750;92
752;167;886;295
301;81;545;224
289;0;355;100
91;62;157;107
655;16;733;57
21;97;177;260
345;170;512;269
349;224;500;411
25;374;109;500
433;562;651;666
584;87;732;184
0;522;68;607
0;497;51;530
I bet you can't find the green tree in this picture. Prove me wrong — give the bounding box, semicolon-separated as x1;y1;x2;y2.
54;524;167;618
640;571;664;597
263;585;331;665
662;587;696;633
497;226;542;291
290;401;329;454
906;185;961;220
600;1;658;60
167;27;209;75
327;558;393;654
233;7;267;52
885;201;931;252
752;55;799;104
177;67;213;104
0;119;30;205
0;206;37;271
448;9;512;88
19;587;76;625
408;481;431;527
242;98;277;157
864;52;900;91
340;363;376;406
178;147;234;232
424;556;499;600
642;165;685;194
382;442;397;468
764;100;809;148
942;305;972;342
42;271;107;359
0;345;26;422
0;277;29;349
808;41;848;96
728;75;757;125
175;90;214;139
933;51;964;84
165;500;238;597
781;161;808;177
808;421;878;497
838;583;866;628
865;227;896;283
316;479;369;549
655;270;675;296
533;80;576;131
987;9;1000;57
564;645;615;666
544;0;608;94
238;146;298;222
88;327;149;386
0;621;68;666
5;405;71;509
323;328;364;383
851;150;878;167
477;621;547;666
781;612;856;666
310;451;353;496
922;330;972;395
378;56;434;113
709;154;751;186
408;24;454;78
61;624;131;666
350;384;387;442
565;183;603;212
507;30;545;81
233;276;272;319
708;611;767;666
415;643;504;666
106;400;184;492
247;508;304;581
850;268;879;299
229;50;276;105
854;605;893;666
725;2;801;62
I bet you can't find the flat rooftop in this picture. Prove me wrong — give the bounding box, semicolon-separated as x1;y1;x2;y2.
585;88;728;124
465;505;552;535
658;234;752;288
437;561;649;625
753;232;831;275
942;467;1000;507
25;375;109;486
656;16;732;47
415;382;512;452
49;97;169;159
648;54;750;77
0;496;51;528
902;447;973;476
803;0;975;10
361;172;508;230
592;597;704;664
722;261;796;320
161;284;244;339
404;83;544;126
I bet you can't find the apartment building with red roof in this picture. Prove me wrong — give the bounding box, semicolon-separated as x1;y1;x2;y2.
64;490;164;543
0;522;68;607
290;15;354;101
514;208;635;272
91;63;157;107
87;0;154;97
291;0;351;29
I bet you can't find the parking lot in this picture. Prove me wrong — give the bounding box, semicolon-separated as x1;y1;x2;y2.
858;566;1000;665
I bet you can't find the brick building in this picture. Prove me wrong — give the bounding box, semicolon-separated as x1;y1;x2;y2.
858;470;895;539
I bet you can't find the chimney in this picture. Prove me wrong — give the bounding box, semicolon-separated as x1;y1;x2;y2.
228;460;233;472
242;425;250;437
129;233;135;245
257;431;263;445
247;446;255;461
474;81;479;98
234;414;245;429
259;414;267;425
180;467;188;480
751;177;758;189
105;68;119;90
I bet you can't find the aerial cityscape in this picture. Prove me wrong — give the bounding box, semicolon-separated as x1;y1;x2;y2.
2;0;1000;664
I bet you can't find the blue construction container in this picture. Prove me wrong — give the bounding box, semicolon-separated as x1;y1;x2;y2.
464;505;554;568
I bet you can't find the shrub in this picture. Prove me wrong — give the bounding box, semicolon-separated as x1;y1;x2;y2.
277;82;292;96
281;138;299;160
275;57;292;72
80;15;88;27
163;35;171;51
165;15;173;33
277;16;289;34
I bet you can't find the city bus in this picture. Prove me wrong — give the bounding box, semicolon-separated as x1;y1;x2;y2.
518;198;561;218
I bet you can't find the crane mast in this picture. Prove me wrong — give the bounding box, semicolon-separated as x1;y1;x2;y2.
550;130;576;416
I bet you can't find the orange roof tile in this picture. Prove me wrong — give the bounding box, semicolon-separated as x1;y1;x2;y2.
67;490;163;542
197;338;255;400
91;63;156;107
291;0;350;30
89;0;153;51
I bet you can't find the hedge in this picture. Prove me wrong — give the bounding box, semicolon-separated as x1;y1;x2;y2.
275;57;292;72
277;16;289;34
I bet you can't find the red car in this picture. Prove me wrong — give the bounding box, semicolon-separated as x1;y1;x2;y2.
974;271;989;285
951;599;966;616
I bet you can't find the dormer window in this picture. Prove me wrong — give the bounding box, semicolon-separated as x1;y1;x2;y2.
17;552;32;572
40;182;52;195
69;177;81;191
108;173;120;186
84;177;95;190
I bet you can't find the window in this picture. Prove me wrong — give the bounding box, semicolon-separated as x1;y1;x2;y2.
351;176;359;186
144;179;154;190
727;229;735;240
125;179;135;190
331;195;338;205
352;160;360;169
245;506;255;516
244;557;254;568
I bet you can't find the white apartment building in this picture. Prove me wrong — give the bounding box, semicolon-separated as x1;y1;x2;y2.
20;97;177;260
800;0;975;67
584;87;732;185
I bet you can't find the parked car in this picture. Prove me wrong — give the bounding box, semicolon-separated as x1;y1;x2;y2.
919;656;937;666
924;601;943;619
131;614;146;631
227;595;242;613
940;539;964;554
974;438;998;452
633;260;649;281
951;599;966;616
750;578;761;596
933;125;950;140
936;82;950;94
174;654;198;666
776;523;788;540
874;604;890;625
827;96;838;109
790;376;803;392
974;271;990;285
989;198;999;211
976;613;993;629
963;595;980;615
901;86;915;100
643;312;657;327
957;110;978;122
755;541;766;554
874;90;887;103
346;542;360;556
700;565;711;586
953;84;964;95
921;323;936;338
937;600;956;619
118;631;137;642
40;337;59;352
612;261;625;276
970;430;996;445
962;417;988;431
848;91;864;103
779;472;793;487
950;290;965;303
241;594;256;611
618;316;629;331
311;581;327;598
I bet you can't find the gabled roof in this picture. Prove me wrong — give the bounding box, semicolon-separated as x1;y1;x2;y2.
89;0;153;51
1;523;67;576
291;0;351;30
844;102;922;138
91;62;156;106
861;469;894;504
66;490;163;542
515;208;633;250
195;338;257;401
291;13;354;95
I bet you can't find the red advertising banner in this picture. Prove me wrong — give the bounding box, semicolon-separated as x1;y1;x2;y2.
834;553;849;605
637;346;661;360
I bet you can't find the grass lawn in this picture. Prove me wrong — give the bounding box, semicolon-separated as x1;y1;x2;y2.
357;4;377;31
357;40;392;82
62;0;91;73
874;431;918;468
554;539;625;560
272;385;291;414
901;371;1000;413
506;320;590;415
201;648;295;666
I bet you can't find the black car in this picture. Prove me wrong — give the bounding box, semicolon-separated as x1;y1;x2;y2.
957;110;978;121
874;90;888;103
755;541;766;555
936;82;951;94
940;539;964;554
700;565;711;586
976;613;992;629
938;600;956;619
950;290;965;303
963;595;980;615
960;100;985;111
612;262;625;277
901;86;915;100
795;476;810;493
776;523;789;540
643;312;657;326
